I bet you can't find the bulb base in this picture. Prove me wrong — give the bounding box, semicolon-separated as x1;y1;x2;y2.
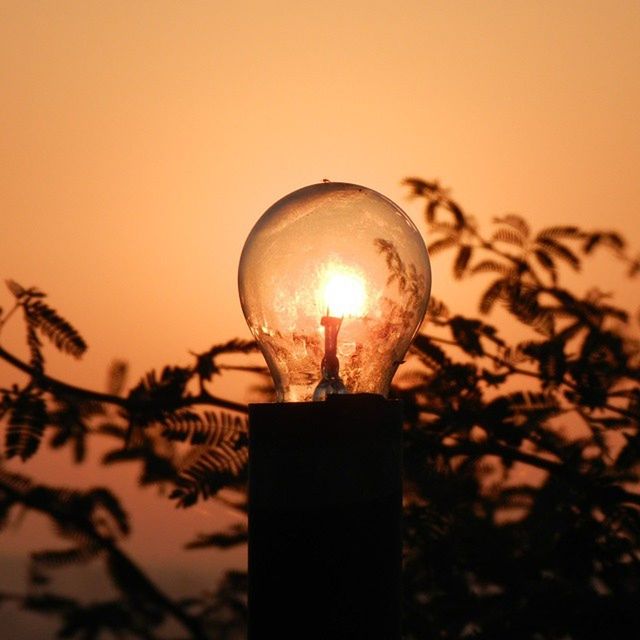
248;393;402;639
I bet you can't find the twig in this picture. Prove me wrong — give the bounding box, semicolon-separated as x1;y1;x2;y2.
0;302;19;332
421;333;639;420
0;474;209;640
436;438;640;507
0;344;249;415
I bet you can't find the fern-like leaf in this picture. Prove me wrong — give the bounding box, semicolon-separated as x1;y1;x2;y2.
449;316;505;358
453;245;473;279
533;249;558;284
582;231;626;254
470;260;512;276
479;278;507;315
5;278;26;298
5;389;48;460
127;366;192;427
47;396;98;464
162;410;247;446
449;316;484;356
426;199;439;223
171;441;248;508
193;340;257;382
428;236;458;256
166;406;249;507
537;226;581;240
403;177;441;198
26;323;45;374
492;228;525;247
5;279;45;300
504;391;560;416
521;340;567;387
493;214;530;238
483;391;560;442
25;301;87;357
410;334;449;369
447;200;466;229
106;360;128;396
205;339;258;357
504;283;554;337
425;297;450;321
536;237;580;271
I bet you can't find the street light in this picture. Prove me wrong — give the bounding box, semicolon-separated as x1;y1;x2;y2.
239;182;431;639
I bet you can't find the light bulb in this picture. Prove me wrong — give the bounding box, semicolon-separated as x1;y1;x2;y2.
238;182;431;402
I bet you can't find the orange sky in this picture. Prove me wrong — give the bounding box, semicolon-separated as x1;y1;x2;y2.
1;0;639;395
1;1;639;632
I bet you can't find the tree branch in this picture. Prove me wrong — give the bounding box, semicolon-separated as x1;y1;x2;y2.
0;473;208;640
0;344;128;407
437;438;640;507
0;344;249;415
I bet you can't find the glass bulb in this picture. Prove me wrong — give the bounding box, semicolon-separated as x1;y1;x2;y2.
238;182;431;402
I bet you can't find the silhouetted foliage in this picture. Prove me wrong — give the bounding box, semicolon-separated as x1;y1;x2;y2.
1;178;639;638
401;177;640;639
185;523;249;551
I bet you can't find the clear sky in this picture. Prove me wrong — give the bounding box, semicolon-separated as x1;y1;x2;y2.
0;1;639;633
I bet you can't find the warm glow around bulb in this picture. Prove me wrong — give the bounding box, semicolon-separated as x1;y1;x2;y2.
322;268;367;318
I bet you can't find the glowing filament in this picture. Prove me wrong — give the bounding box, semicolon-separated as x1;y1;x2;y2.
323;270;367;318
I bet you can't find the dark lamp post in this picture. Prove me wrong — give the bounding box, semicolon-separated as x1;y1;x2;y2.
238;183;431;639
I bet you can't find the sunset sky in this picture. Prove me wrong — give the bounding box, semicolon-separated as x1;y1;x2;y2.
1;1;639;635
2;0;638;394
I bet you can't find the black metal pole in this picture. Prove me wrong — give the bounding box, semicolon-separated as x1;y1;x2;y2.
248;393;402;640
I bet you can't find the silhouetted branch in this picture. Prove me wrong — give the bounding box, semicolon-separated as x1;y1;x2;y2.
0;472;208;640
2;177;639;638
0;345;249;417
436;438;640;506
0;344;128;407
